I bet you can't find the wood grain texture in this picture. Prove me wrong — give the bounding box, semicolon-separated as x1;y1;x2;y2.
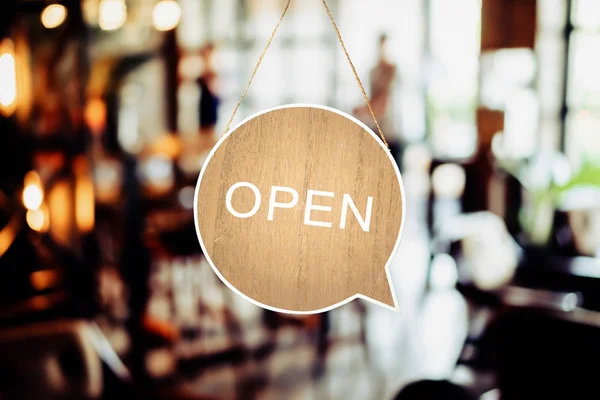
196;106;404;312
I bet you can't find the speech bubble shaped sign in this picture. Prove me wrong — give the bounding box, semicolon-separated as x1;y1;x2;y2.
195;105;405;314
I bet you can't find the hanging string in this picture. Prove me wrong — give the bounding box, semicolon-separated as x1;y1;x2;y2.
320;0;389;148
223;0;292;134
222;0;389;149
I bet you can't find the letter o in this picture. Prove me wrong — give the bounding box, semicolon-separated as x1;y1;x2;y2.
225;182;261;219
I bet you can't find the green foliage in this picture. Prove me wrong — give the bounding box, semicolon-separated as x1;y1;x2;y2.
552;157;600;197
515;156;600;246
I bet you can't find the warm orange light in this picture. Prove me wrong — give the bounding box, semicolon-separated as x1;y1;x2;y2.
0;216;20;258
23;186;43;210
0;39;17;116
41;4;67;29
30;269;60;290
26;205;49;233
148;135;182;159
74;156;95;233
22;171;44;211
14;33;33;125
47;180;71;246
84;97;107;136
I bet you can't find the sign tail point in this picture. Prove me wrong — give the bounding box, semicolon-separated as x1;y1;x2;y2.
359;281;399;313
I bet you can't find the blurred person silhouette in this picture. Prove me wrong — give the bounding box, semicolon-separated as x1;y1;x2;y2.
353;34;403;167
197;43;220;138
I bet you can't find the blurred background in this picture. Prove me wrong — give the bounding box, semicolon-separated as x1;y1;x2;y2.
0;0;599;399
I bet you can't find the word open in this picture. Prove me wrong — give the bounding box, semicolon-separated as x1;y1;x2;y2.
225;182;374;232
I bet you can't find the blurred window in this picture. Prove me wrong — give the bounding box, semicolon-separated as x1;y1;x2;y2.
174;0;429;141
566;0;600;167
177;0;338;135
536;0;568;151
428;0;481;159
335;0;427;142
479;47;539;158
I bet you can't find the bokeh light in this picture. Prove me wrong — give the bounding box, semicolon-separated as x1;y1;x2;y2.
22;172;44;211
153;0;182;32
41;4;67;29
99;0;127;31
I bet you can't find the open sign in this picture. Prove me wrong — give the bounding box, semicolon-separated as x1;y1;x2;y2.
195;105;405;314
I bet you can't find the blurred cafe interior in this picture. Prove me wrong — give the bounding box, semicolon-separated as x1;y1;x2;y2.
0;0;600;399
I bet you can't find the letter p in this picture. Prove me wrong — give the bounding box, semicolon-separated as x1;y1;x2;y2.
268;186;299;221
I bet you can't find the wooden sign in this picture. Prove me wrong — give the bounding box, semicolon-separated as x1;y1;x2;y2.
195;105;405;314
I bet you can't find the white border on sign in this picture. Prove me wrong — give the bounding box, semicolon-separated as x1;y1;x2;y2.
193;104;407;315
